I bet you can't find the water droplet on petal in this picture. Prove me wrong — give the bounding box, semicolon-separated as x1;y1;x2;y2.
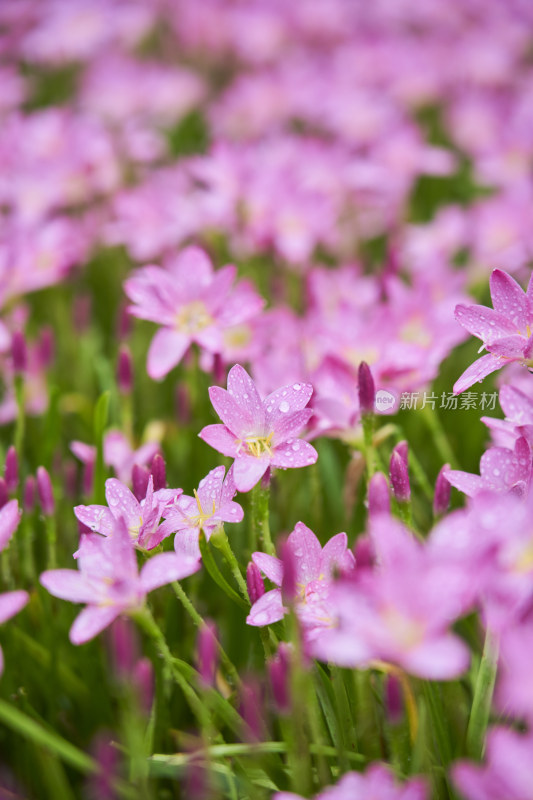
293;383;301;391
279;401;290;413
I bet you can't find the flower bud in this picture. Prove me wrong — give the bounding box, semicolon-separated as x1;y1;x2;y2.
239;678;263;742
196;621;218;688
4;447;18;494
433;464;451;517
36;466;54;516
132;657;154;715
39;326;55;367
390;448;410;503
358;361;375;414
385;673;403;724
0;479;9;510
268;643;291;714
151;453;166;491
23;476;35;511
246;562;265;605
132;464;150;502
367;472;390;517
117;345;133;395
12;331;27;375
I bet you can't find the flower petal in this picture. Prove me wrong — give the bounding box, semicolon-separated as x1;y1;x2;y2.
400;634;470;680
0;590;29;625
271;409;313;446
487;335;527;360
287;522;322;584
74;504;115;536
0;500;21;552
246;589;285;626
443;469;483;497
271;440;318;469
198;424;239;457
252;552;283;586
226;364;265;431
233;455;270;492
70;606;122;645
40;570;97;603
490;269;530;332
209;386;254;437
454;304;516;343
453;353;503;395
140;552;200;592
147;328;190;380
264;382;313;429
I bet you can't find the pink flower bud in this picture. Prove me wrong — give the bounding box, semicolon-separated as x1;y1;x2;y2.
367;472;390;517
385;673;403;724
394;440;409;467
82;460;94;498
12;331;27;374
117;345;133;395
0;479;8;510
239;678;264;742
268;643;290;714
108;617;138;681
132;657;154;715
4;447;18;494
39;326;55;367
246;562;265;605
176;384;191;425
196;621;218;688
132;464;150;502
36;466;54;516
358;361;375;414
390;449;410;503
433;464;451;517
213;353;225;385
23;476;35;511
151;453;166;491
353;534;375;571
117;303;132;340
86;734;119;800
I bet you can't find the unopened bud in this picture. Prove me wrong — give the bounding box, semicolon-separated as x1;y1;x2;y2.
117;345;133;395
23;476;35;511
12;331;27;374
132;657;154;715
390;449;410;503
0;479;8;510
367;472;390;517
268;643;291;714
385;673;403;724
151;453;166;491
36;466;54;516
39;326;55;367
4;447;18;493
196;621;218;688
132;464;150;502
358;361;375;414
433;464;451;517
246;562;265;605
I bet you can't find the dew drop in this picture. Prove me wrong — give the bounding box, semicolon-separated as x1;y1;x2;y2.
293;383;301;391
279;400;290;413
292;442;300;451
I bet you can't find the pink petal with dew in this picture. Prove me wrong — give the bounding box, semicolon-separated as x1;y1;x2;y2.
105;479;140;525
271;409;313;446
443;469;483;497
453;353;503;395
252;552;283;586
233;454;270;492
264;382;313;429
226;365;265;431
499;385;533;422
220;464;238;506
487;335;527;360
480;443;530;491
147;328;190;380
140;552;200;593
490;269;530;331
454;304;516;343
70;606;122;645
246;589;285;626
400;634;470;680
209;386;255;437
216;500;244;524
287;522;322;585
320;533;354;579
0;590;29;625
197;465;225;509
174;527;202;560
0;499;21;552
40;570;97;603
198;424;239;457
70;441;96;464
74;504;115;536
271;440;318;469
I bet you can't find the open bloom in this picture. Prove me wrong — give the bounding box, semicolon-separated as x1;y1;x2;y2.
199;364;318;492
246;522;355;640
275;764;426;800
124;246;263;380
454;269;533;394
74;476;181;550
40;520;200;644
444;435;532;498
158;465;243;559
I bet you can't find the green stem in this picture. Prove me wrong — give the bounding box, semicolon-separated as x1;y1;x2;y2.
361;413;376;479
252;482;275;555
210;526;249;600
45;515;57;569
421;406;457;469
14;374;25;466
198;532;248;610
466;628;499;759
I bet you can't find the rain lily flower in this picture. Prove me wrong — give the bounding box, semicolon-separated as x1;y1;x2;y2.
453;727;533;800
274;764;426;800
444;435;531;498
157;465;243;558
199;364;318;492
40;519;201;644
454;269;533;394
482;384;533;449
71;430;160;487
247;522;354;640
124;246;264;380
74;476;181;550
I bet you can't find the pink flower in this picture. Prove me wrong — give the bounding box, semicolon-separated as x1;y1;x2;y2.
275;764;426;800
74;477;181;551
0;590;29;676
71;430;160;486
444;436;531;498
40;520;200;644
0;499;21;552
199;364;318;492
454;269;533;394
453;727;533;800
157;465;243;559
124;246;263;380
246;522;354;637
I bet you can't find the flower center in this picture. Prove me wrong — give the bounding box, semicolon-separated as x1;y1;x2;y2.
187;489;216;529
176;301;212;335
239;432;274;458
